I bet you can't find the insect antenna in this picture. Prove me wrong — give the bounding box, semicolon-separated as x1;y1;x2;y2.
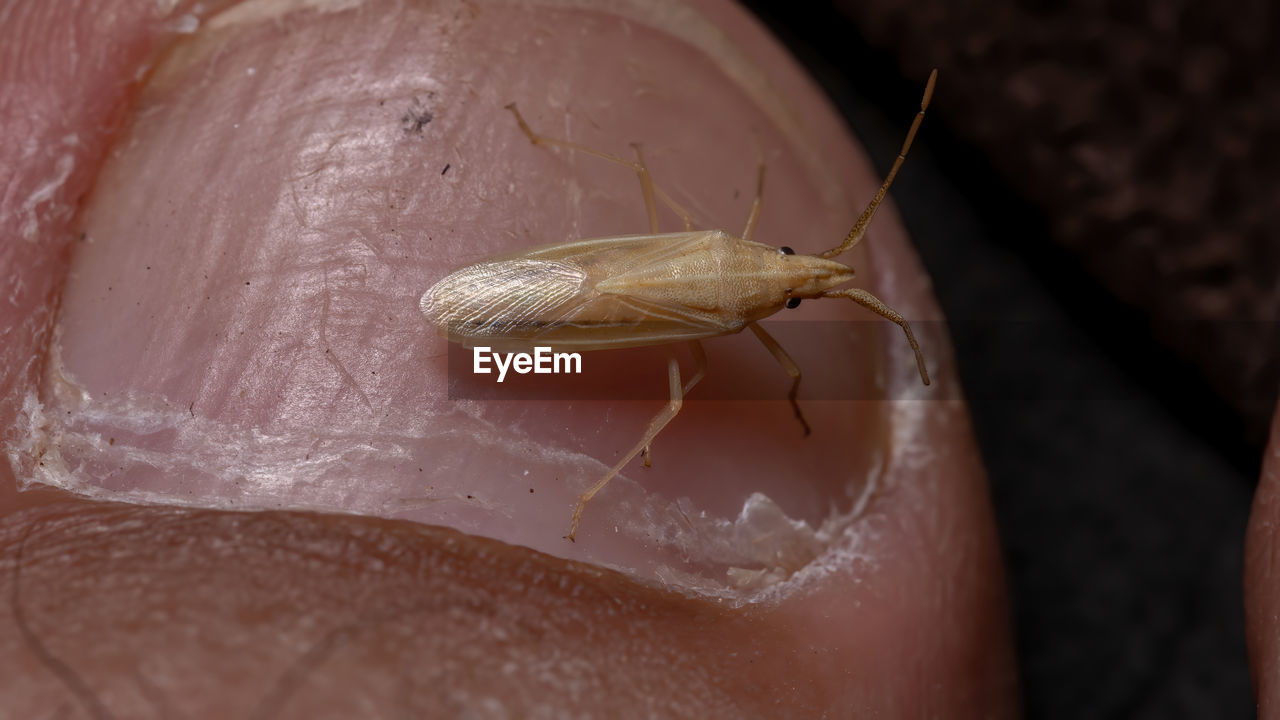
819;69;937;260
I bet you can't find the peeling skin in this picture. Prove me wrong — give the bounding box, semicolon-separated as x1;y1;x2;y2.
0;0;1017;716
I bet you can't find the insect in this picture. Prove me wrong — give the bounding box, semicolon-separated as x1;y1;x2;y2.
421;70;937;540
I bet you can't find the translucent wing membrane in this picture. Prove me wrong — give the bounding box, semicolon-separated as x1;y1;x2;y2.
421;258;588;341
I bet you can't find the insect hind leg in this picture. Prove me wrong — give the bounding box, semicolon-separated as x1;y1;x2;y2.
568;348;691;541
505;103;695;232
641;340;707;467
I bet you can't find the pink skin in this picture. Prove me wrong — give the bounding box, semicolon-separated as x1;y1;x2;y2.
0;0;1016;716
1246;400;1280;714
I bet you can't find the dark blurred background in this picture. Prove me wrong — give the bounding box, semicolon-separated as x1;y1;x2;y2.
741;0;1277;716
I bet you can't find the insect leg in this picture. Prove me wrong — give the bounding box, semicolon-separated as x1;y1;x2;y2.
568;350;687;541
628;143;662;233
664;188;695;231
818;69;936;259
740;157;766;243
642;340;705;467
630;144;698;232
747;322;811;436
741;131;767;242
682;339;708;394
825;288;930;385
504;103;695;231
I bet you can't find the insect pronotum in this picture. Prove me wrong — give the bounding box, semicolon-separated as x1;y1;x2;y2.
421;69;937;540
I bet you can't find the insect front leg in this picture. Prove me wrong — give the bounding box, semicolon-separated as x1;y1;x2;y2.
504;103;695;232
826;288;930;386
568;349;690;541
747;322;811;436
642;340;708;467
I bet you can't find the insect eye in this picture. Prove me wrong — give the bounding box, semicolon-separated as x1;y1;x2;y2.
786;297;802;309
779;246;795;255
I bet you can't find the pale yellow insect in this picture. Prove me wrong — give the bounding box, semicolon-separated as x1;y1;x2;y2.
421;70;937;540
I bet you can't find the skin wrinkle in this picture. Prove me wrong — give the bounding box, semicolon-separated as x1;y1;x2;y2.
0;503;807;716
10;516;113;720
130;667;177;720
248;592;493;720
319;267;374;413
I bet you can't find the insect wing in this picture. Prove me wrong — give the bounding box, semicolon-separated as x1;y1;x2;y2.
526;291;727;349
421;257;590;345
501;232;704;272
507;232;733;348
421;232;731;350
